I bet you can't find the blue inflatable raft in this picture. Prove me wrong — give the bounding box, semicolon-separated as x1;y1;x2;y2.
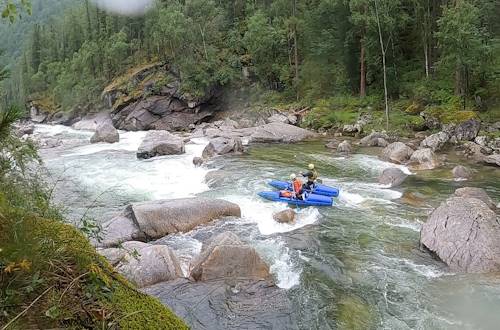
268;180;340;197
258;191;333;207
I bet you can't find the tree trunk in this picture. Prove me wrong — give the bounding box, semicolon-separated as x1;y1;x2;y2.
360;38;366;97
292;0;299;100
374;0;389;129
423;39;429;78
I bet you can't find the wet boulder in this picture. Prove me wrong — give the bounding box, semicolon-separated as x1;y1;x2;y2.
337;140;353;154
99;198;241;247
202;137;243;159
72;112;112;131
453;187;496;210
420;131;449;151
273;209;296;223
267;113;290;124
461;141;489;162
452;165;472;180
192;156;204;167
420;197;500;273
137;130;185;159
359;132;389;147
190;232;273;282
100;241;182;288
378;168;408;187
249;122;316;143
325;139;340;149
90;121;119;144
408;148;440;170
483;154;500;167
381;142;414;164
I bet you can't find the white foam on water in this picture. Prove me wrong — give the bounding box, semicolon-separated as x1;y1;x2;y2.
400;258;449;279
67;130;148;156
351;154;412;175
35;124;93;138
223;195;321;236
338;190;365;206
158;234;203;277
387;221;421;232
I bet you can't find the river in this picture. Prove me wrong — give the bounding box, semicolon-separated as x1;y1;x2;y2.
34;124;500;329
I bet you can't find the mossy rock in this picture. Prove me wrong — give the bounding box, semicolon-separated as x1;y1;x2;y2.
0;214;187;329
30;96;60;113
404;102;423;115
336;295;376;330
424;105;478;125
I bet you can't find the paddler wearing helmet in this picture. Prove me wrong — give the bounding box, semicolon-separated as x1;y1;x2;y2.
300;163;319;191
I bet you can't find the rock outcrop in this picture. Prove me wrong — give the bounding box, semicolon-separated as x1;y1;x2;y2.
452;165;472;180
381;142;414;164
420;131;449;151
359;132;389;147
408;148;439;170
99;241;182;288
449;119;481;142
378;168;408;187
99;198;241;247
420;196;500;273
202;137;243;158
190;232;273;282
90;121;120;144
137;130;185;159
273;209;296;223
453;187;496;210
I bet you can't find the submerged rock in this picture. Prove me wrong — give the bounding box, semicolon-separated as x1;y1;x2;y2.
190;232;272;283
381;142;414;164
483;154;500;167
453;187;496;210
137;130;185;159
192;156;204;167
100;241;183;288
420;197;500;273
90;121;119;144
273;209;296;223
99;198;241;247
408;148;440;170
144;279;295;330
452;165;472;180
378;168;408;187
420;131;449;151
249;122;316;143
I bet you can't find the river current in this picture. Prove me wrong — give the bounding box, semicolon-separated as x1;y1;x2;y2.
34;124;500;329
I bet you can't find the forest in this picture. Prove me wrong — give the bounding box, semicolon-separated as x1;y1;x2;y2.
0;0;498;128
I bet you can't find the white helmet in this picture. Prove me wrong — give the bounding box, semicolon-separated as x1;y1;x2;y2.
308;163;315;170
290;173;296;180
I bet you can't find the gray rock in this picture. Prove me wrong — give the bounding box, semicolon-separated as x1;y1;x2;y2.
14;123;34;137
273;209;296;223
474;135;489;147
452;119;481;142
249;122;316;143
190;232;272;282
90;121;119;144
267;113;290;124
193;157;204;167
359;132;389;147
420;197;500;273
453;187;496;210
114;241;183;288
137;130;185;159
202;137;243;159
461;142;489;162
337;140;353;154
72;112;112;131
483;154;500;167
452;165;472;180
381;142;414;164
97;247;126;266
378;168;408;187
408;148;439;170
420;131;449;151
325;139;340;149
29;106;47;123
99;198;241;246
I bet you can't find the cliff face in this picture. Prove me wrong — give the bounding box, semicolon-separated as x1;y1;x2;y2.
104;63;220;131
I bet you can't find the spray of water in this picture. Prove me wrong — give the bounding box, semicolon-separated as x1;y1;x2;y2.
92;0;154;16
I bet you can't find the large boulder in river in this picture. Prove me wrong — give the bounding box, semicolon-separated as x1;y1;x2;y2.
249;122;316;143
337;140;353;154
137;130;185;159
359;132;389;147
100;241;182;288
99;197;241;247
202;137;243;159
408;148;440;170
381;142;414;164
190;232;273;282
452;165;472;180
420;131;449;151
273;209;296;223
378;168;408;187
72;112;112;131
453;187;496;210
90;121;119;144
420;197;500;273
483;154;500;167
